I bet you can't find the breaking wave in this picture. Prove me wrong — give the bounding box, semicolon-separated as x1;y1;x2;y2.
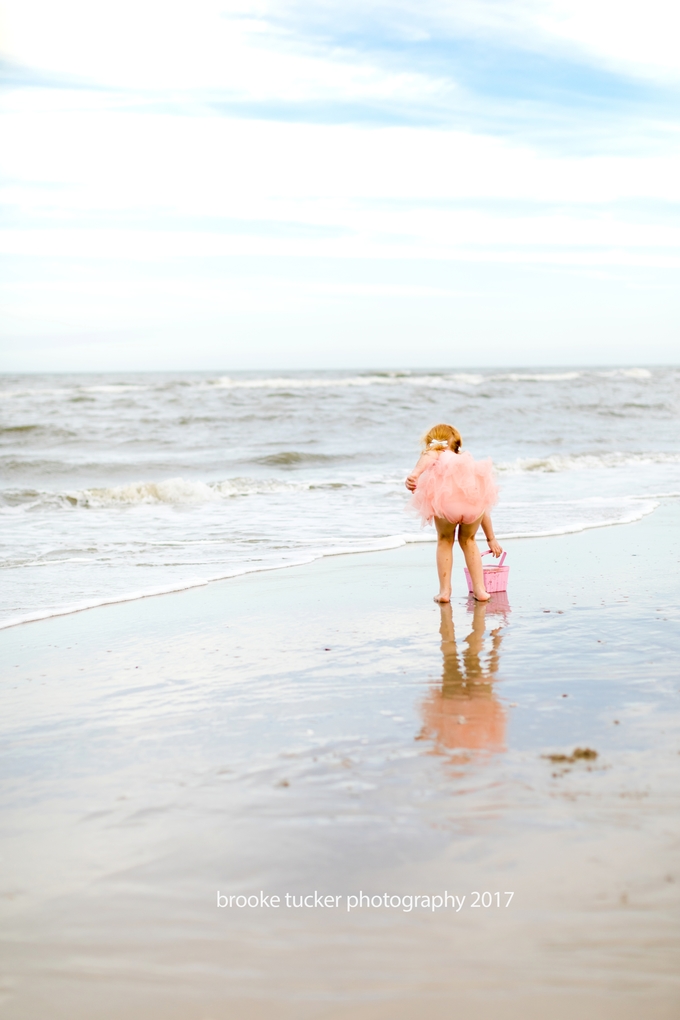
497;451;680;474
210;373;487;389
3;451;679;513
0;475;359;510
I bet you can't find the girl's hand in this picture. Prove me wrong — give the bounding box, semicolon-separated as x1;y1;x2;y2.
406;452;435;491
487;538;503;557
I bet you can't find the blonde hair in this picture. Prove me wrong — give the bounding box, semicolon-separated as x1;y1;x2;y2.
422;423;462;453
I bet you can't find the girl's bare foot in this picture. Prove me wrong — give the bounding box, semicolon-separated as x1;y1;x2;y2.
474;589;490;602
434;592;451;603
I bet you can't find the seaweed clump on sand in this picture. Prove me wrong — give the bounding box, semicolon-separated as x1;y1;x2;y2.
543;747;598;764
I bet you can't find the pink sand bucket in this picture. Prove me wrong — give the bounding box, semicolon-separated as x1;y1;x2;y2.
464;550;509;594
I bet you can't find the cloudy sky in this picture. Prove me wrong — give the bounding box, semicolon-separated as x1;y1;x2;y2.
1;0;679;370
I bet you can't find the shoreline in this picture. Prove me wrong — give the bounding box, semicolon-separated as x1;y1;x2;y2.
1;495;666;631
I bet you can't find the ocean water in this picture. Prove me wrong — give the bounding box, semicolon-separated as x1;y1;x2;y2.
1;367;679;628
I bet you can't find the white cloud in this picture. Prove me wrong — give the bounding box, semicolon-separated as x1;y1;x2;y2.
3;98;680;201
517;0;680;83
0;0;448;102
4;0;678;99
2;102;680;265
273;0;680;85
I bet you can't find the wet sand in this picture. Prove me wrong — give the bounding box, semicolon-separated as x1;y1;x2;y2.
1;501;680;1019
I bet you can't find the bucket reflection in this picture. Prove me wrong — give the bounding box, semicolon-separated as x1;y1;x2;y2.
419;595;509;754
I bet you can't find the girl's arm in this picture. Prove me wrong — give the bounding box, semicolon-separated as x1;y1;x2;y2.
405;451;436;492
481;511;503;557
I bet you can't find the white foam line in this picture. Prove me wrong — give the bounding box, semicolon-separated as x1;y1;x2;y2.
629;491;680;499
0;577;210;630
0;500;663;631
0;559;318;631
0;537;416;630
0;530;435;630
494;503;659;540
0;538;409;632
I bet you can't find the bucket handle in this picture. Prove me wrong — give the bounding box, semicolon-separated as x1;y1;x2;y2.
483;550;507;567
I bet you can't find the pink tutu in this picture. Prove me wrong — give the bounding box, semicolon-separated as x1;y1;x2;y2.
410;450;498;525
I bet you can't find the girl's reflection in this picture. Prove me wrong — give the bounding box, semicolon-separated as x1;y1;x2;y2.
419;598;507;753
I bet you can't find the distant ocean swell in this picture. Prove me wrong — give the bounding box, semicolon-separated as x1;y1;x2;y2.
0;366;654;401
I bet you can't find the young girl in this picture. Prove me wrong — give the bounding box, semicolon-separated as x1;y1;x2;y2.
405;423;502;603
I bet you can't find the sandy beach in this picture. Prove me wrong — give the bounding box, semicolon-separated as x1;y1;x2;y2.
1;500;680;1019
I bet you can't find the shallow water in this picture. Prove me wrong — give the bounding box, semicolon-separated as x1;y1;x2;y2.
1;366;679;626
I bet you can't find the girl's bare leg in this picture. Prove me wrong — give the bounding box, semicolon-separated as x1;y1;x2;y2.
458;514;490;601
434;516;457;603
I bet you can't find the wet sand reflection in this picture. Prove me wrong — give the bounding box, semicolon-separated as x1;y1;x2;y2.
419;595;509;753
